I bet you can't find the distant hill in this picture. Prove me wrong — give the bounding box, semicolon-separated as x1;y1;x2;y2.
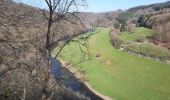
77;11;120;28
114;1;170;49
128;1;170;13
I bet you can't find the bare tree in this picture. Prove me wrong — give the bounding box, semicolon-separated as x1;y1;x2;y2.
43;0;86;55
39;0;90;84
0;0;91;99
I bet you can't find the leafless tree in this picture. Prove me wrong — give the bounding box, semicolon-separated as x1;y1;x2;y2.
40;0;91;84
0;0;89;99
43;0;86;55
0;0;95;99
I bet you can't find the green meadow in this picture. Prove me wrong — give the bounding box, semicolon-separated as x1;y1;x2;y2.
120;27;170;61
120;27;153;42
53;28;170;100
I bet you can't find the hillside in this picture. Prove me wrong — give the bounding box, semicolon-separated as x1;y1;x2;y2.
0;0;88;99
114;1;170;49
78;11;120;28
128;1;170;13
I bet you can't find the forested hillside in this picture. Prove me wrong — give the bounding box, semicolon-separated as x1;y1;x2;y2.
0;0;88;99
114;1;170;49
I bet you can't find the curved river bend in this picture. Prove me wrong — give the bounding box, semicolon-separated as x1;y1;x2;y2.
50;57;103;100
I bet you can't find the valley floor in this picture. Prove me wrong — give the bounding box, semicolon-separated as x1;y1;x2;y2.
53;28;170;100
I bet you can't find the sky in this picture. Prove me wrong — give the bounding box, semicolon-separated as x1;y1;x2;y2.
15;0;168;12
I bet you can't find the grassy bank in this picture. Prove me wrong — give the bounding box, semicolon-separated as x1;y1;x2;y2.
53;28;170;100
120;27;153;42
120;27;170;61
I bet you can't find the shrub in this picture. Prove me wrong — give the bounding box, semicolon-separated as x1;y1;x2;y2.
110;33;122;49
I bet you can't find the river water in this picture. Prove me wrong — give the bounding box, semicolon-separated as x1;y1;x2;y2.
50;57;103;100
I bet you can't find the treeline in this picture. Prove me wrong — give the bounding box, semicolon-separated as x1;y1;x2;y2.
128;1;170;12
114;1;170;31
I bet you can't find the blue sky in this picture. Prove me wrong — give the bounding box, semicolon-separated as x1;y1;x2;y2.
15;0;168;12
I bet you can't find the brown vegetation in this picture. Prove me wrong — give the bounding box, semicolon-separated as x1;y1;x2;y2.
109;29;122;49
0;0;88;99
139;13;170;49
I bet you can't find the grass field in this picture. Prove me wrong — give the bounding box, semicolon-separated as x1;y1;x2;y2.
53;28;170;100
120;27;170;61
120;27;153;42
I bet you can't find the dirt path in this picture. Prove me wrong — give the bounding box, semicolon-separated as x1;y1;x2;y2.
59;60;114;100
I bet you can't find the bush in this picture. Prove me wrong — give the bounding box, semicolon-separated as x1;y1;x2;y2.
110;33;122;49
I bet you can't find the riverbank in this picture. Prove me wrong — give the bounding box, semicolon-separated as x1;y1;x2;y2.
59;60;113;100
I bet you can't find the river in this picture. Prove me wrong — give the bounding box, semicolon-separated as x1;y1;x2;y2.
50;57;103;100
